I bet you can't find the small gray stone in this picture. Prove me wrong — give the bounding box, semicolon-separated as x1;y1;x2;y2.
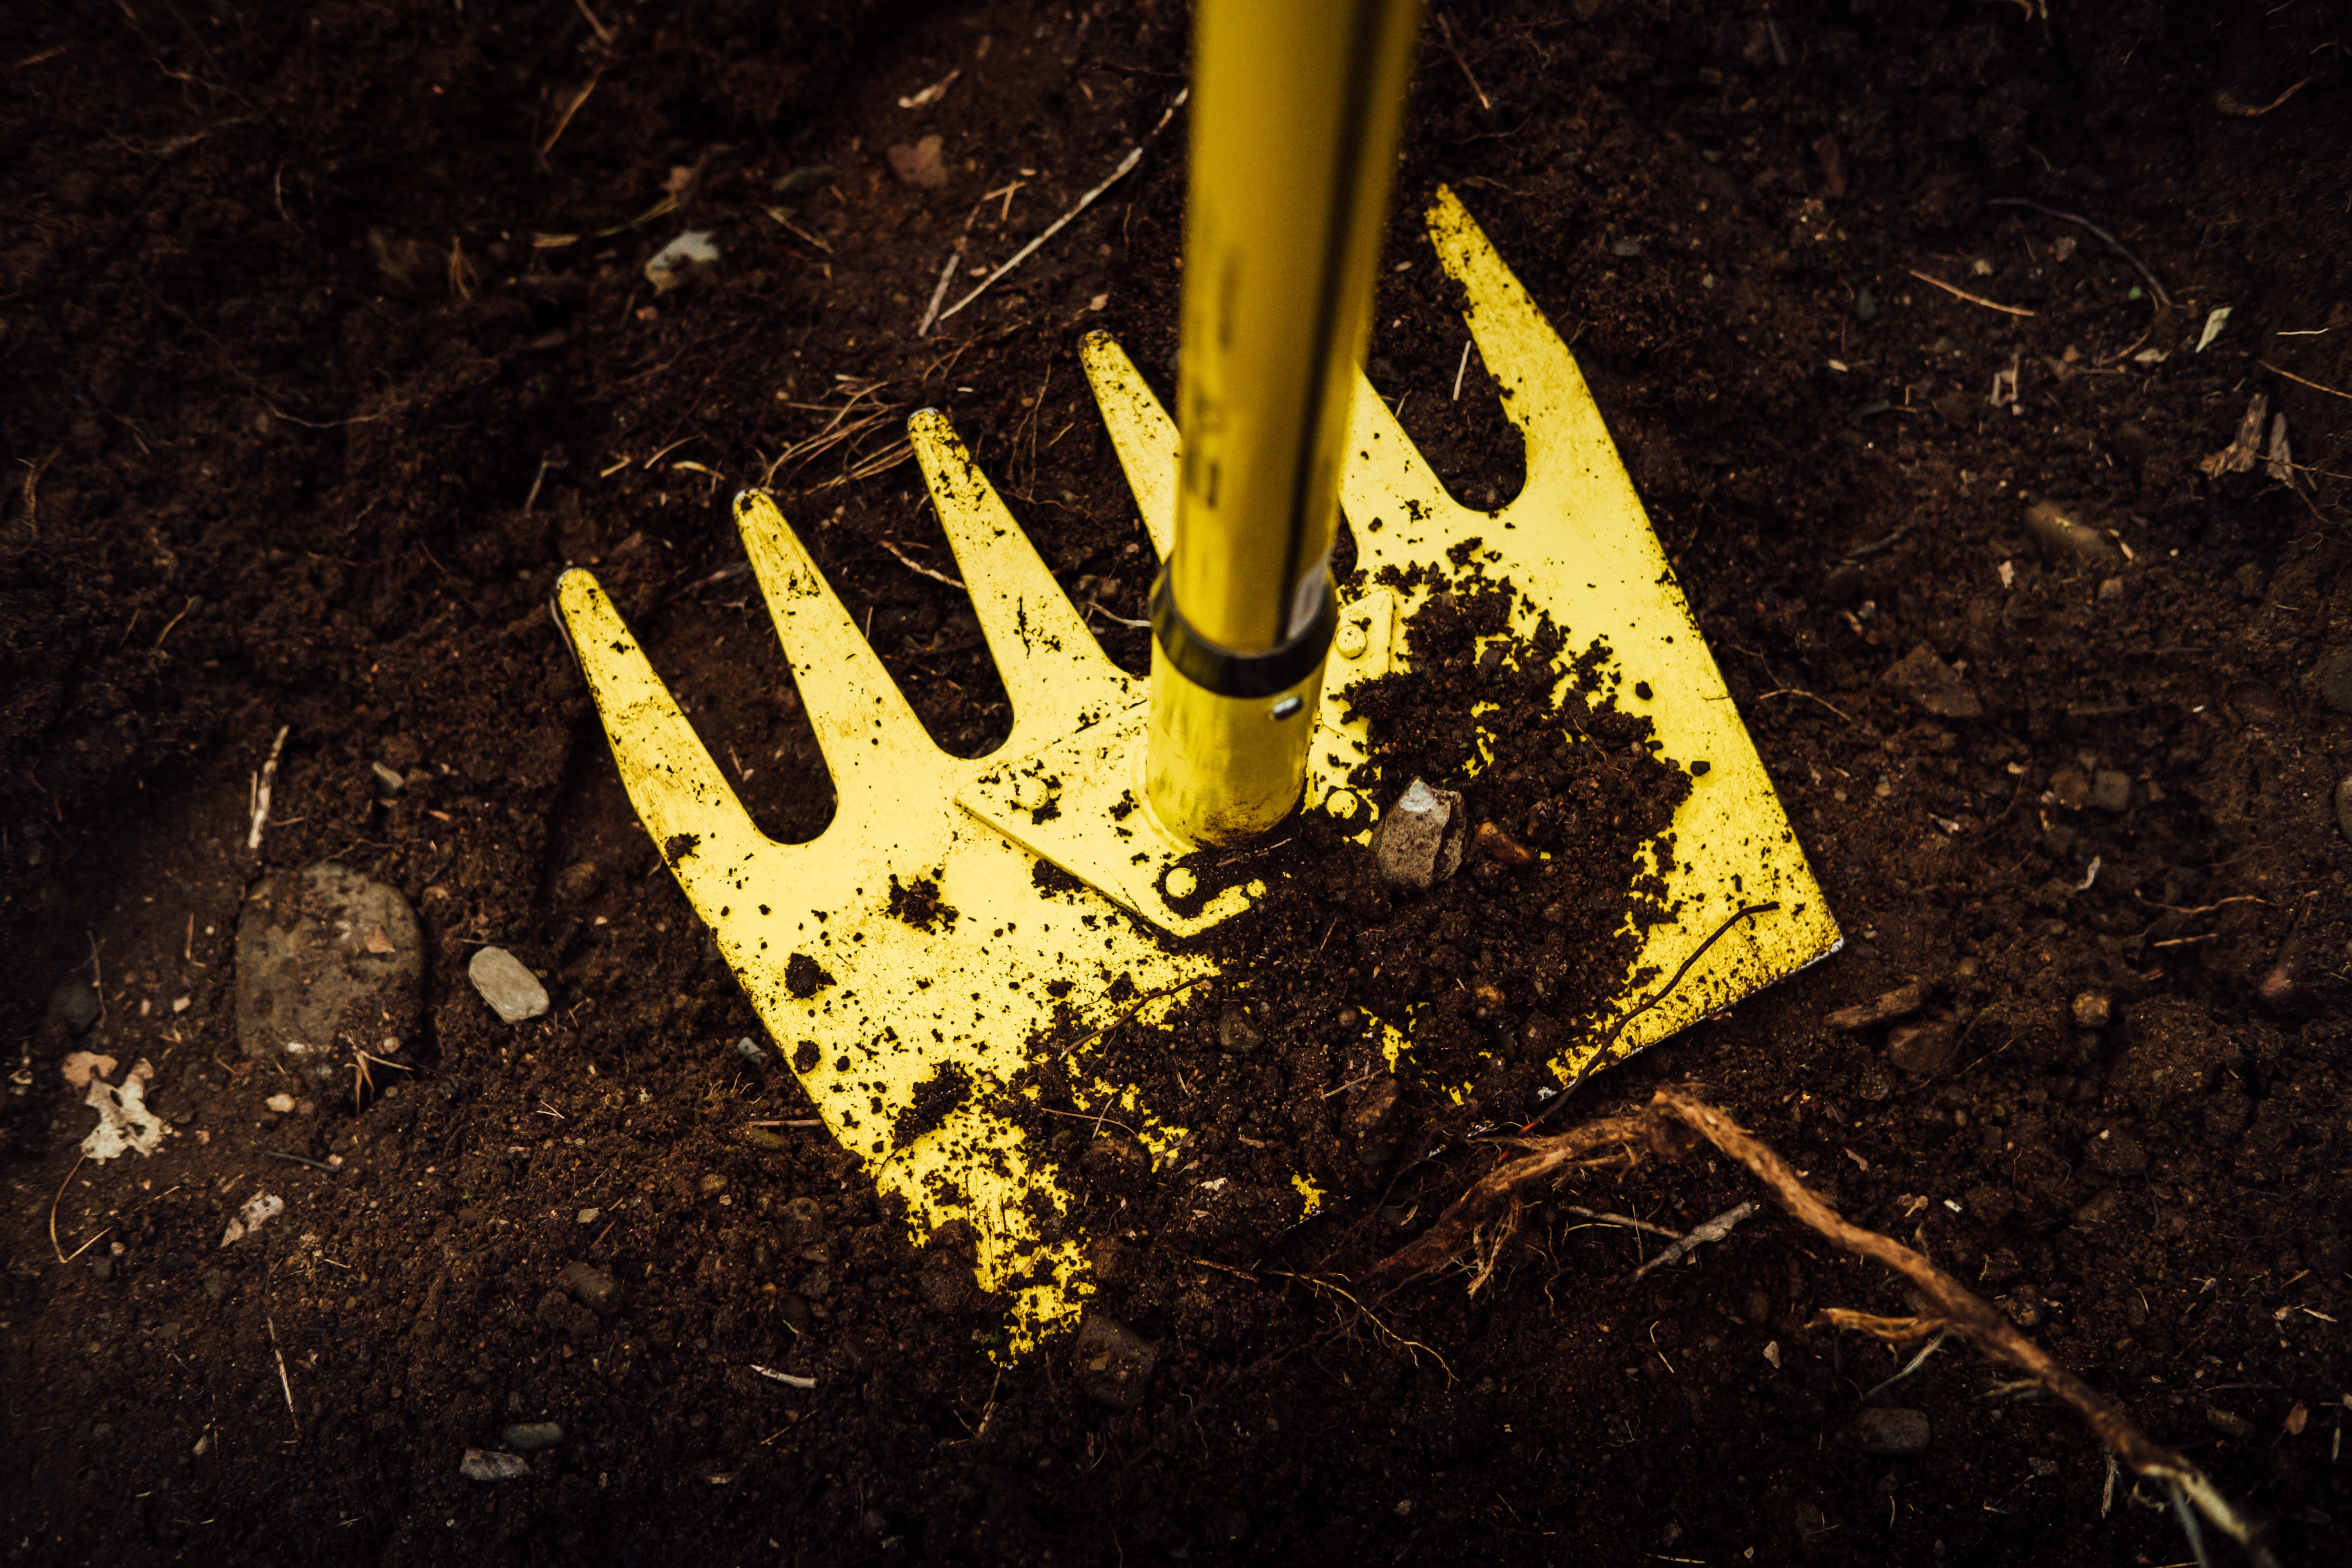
502;1421;564;1452
558;1260;622;1317
2088;769;2132;813
468;947;549;1024
1373;778;1466;890
1880;643;1982;719
369;762;407;799
1853;287;1878;322
460;1448;530;1481
1886;1020;1958;1076
2318;649;2352;713
235;862;423;1085
2335;776;2352;845
1072;1313;1157;1410
47;977;100;1036
1610;239;1643;258
1217;1008;1262;1055
734;1036;771;1068
1850;1407;1930;1455
2070;991;2112;1029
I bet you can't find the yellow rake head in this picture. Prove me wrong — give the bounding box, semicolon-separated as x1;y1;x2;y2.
554;189;1838;1350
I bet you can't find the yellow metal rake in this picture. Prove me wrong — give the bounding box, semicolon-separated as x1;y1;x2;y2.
554;0;1837;1350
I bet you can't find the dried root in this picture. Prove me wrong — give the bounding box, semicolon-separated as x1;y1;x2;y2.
1368;1087;2278;1567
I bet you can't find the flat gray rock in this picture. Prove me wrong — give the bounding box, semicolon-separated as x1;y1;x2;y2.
1373;778;1465;890
235;862;422;1085
469;946;549;1024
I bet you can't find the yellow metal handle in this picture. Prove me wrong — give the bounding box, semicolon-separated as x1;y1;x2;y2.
1147;0;1424;844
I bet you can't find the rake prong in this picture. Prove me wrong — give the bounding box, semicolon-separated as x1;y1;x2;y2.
1425;186;1635;521
909;411;1134;759
1078;331;1177;560
733;491;953;817
556;569;784;907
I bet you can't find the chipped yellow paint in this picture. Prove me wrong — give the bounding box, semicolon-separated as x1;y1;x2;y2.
554;189;1836;1350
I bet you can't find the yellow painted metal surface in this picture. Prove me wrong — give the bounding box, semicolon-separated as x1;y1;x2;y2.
1145;0;1422;842
554;187;1837;1348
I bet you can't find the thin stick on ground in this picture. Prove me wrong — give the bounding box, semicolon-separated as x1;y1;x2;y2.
1368;1087;2278;1566
247;724;289;851
47;1153;87;1264
879;537;966;590
1632;1199;1758;1279
1521;901;1777;1133
267;1314;297;1432
1984;198;2175;309
1906;269;2036;317
2259;359;2352;401
936;89;1187;326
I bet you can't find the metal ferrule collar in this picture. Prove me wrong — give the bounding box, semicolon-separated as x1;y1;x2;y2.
1149;568;1336;700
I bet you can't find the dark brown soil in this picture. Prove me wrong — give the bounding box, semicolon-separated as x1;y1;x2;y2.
5;2;2350;1564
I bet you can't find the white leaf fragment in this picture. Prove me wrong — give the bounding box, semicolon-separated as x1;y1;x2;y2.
71;1056;171;1163
221;1192;285;1248
644;230;720;294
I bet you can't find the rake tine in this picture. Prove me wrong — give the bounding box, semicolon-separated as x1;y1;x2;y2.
556;570;785;905
1078;332;1178;560
911;412;1132;759
734;491;949;814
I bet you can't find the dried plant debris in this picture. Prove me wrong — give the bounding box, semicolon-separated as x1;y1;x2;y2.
1371;1088;2279;1567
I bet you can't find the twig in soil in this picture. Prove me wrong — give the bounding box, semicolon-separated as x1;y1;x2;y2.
2258;359;2352;401
151;595;199;649
1452;338;1474;400
247;724;289;852
1039;1105;1143;1142
1370;1088;2279;1567
1520;901;1779;1134
937;90;1188;325
745;1118;822;1128
1857;1323;1951;1402
1984;198;2175;309
47;1154;88;1264
16;446;61;538
1435;15;1492;110
539;70;603;161
879;537;966;590
1270;1270;1456;1379
914;249;961;338
1906;269;2036;317
749;1364;818;1390
1085;600;1149;629
1056;973;1213;1057
2215;78;2314;117
1755;688;1855;723
259;1149;337;1173
570;0;614;46
1632;1199;1758;1278
916;198;989;338
1557;1203;1681;1241
267;1314;297;1425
